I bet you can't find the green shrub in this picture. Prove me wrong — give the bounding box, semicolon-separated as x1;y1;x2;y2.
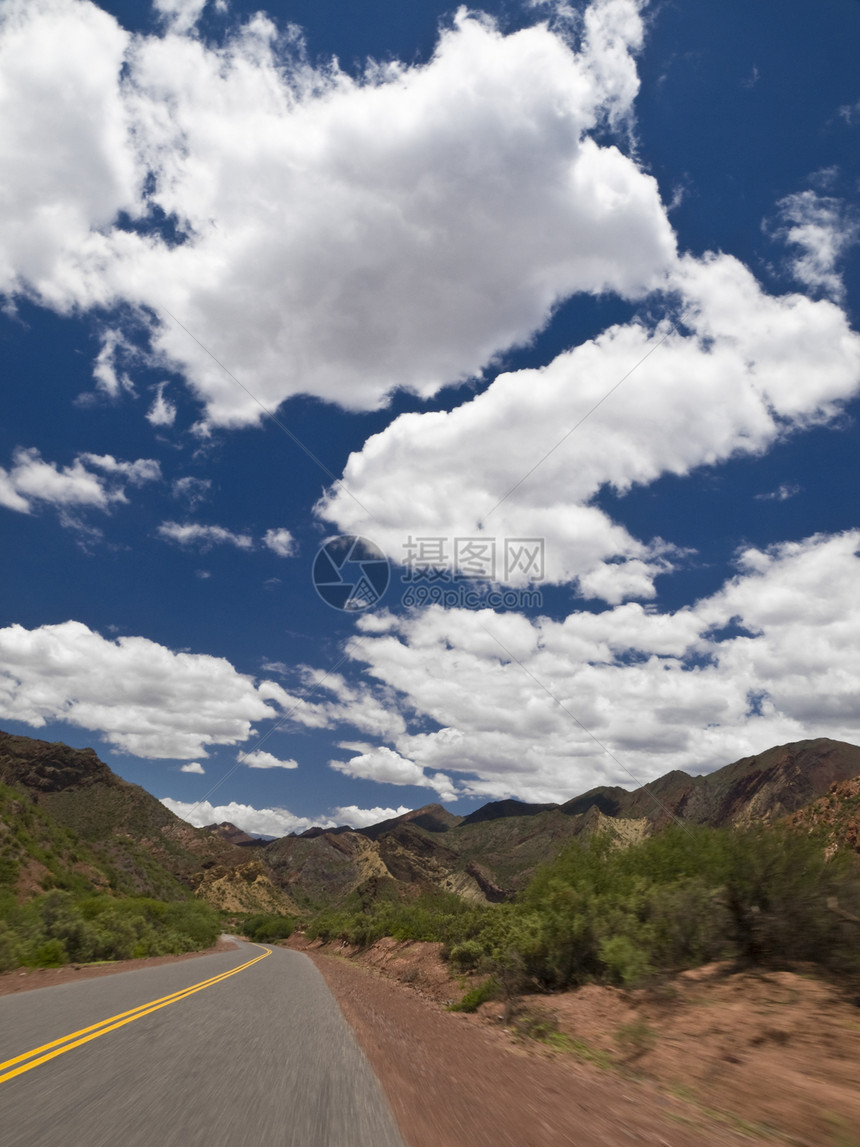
31;938;68;967
306;889;492;951
448;976;498;1012
0;891;219;970
0;923;18;972
598;934;652;987
244;913;295;943
0;856;18;885
304;823;860;998
448;939;484;971
720;826;860;976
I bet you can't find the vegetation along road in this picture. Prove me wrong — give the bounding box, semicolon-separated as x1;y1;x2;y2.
0;938;405;1147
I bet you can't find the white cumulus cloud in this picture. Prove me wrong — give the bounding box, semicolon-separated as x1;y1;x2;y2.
171;476;211;507
0;620;284;758
318;252;860;599
258;671;407;741
160;797;335;836
153;0;208;35
0;0;675;424
79;453;161;485
91;328;134;397
329;745;457;802
161;795;413;835
242;749;298;769
0;0;137;310
755;483;800;503
332;805;412;828
280;531;860;803
180;761;205;774
262;528;296;558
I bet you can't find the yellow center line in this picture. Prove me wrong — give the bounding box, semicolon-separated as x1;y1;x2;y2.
0;947;269;1072
0;944;271;1085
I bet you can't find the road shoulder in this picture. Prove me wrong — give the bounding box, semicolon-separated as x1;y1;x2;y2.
304;947;770;1147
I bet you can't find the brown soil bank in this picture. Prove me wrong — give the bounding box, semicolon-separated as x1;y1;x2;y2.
289;934;860;1147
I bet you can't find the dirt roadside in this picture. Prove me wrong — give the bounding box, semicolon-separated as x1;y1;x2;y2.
289;934;860;1147
3;931;856;1145
303;944;765;1147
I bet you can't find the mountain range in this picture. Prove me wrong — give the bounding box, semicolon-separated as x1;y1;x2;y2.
1;728;859;913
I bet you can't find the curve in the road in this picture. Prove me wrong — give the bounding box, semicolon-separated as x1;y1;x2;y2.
0;944;271;1085
0;940;405;1147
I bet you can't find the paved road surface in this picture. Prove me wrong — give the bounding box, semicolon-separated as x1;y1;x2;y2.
0;939;405;1147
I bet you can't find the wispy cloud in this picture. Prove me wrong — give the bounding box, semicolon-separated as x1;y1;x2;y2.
0;448;160;516
772;189;859;301
755;483;800;502
157;521;254;550
147;383;176;427
172;476;212;508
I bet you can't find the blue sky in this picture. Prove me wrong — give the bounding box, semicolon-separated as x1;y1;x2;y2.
1;0;859;835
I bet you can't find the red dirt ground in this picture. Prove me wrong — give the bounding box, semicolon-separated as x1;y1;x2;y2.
288;933;860;1147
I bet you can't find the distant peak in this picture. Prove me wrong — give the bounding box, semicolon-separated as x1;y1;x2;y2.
459;798;558;826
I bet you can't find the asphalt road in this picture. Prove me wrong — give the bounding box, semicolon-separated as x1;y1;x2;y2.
0;940;406;1147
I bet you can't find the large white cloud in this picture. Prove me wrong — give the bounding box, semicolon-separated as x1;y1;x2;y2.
160;795;410;835
281;531;860;802
0;620;284;758
0;0;675;423
160;797;335;837
0;0;137;308
152;0;208;35
330;746;458;801
331;804;412;829
258;671;407;742
318;253;860;600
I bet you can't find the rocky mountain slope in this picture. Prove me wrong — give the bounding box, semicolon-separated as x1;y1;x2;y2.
203;821;263;847
785;775;860;855
2;730;858;911
562;737;860;828
0;730;295;912
260;737;860;905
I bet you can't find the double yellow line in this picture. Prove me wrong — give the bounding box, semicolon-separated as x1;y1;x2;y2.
0;944;270;1086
